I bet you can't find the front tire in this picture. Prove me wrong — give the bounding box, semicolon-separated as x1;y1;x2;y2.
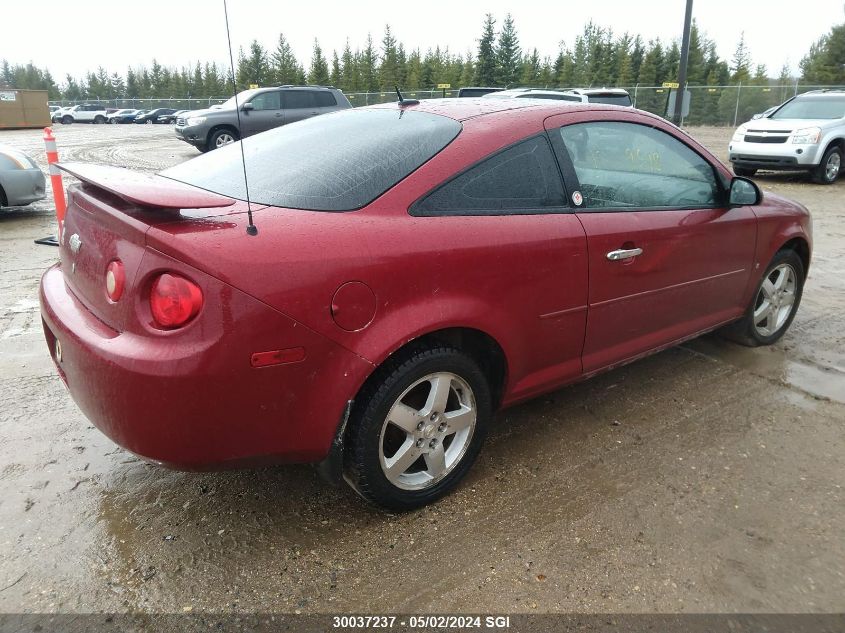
811;146;841;184
346;346;492;511
208;128;239;150
93;115;106;124
61;115;73;124
721;249;804;347
733;166;757;177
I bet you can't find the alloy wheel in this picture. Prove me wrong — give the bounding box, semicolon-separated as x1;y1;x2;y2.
826;152;841;181
215;133;235;147
753;263;797;337
378;372;476;491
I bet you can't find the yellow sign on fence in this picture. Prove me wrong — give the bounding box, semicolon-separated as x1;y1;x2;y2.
437;83;451;89
662;82;680;89
248;84;258;89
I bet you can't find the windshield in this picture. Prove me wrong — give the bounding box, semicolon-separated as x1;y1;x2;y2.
772;95;845;120
162;109;462;212
587;94;633;106
217;89;263;110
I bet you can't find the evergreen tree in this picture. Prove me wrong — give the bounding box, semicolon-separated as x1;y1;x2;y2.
800;23;845;84
495;14;521;86
236;41;270;90
271;33;303;85
359;35;379;92
474;14;497;86
340;40;359;91
379;25;400;89
308;39;330;85
330;51;341;87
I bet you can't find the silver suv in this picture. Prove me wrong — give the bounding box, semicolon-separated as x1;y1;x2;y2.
729;90;845;184
175;85;352;152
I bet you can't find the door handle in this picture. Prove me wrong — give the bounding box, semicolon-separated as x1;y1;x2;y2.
606;247;643;261
275;113;283;117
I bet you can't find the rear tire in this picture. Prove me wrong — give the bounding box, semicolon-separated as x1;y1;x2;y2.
61;115;73;124
733;166;757;177
93;115;106;124
811;146;841;184
720;249;804;347
345;345;491;511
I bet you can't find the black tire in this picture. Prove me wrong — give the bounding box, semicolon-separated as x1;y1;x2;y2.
208;128;239;150
0;184;7;208
61;115;73;124
346;345;492;511
196;144;209;153
93;115;106;124
720;249;804;347
733;166;757;177
811;146;841;185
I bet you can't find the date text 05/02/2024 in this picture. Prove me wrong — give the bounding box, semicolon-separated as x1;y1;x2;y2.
331;615;512;629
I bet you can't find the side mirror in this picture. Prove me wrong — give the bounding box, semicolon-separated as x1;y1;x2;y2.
241;102;254;112
729;176;761;207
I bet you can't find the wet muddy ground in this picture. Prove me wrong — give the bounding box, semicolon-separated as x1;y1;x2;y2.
0;124;843;614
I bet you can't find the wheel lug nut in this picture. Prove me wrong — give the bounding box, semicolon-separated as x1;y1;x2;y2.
416;438;425;448
429;439;437;448
438;423;447;432
416;421;425;431
430;413;438;421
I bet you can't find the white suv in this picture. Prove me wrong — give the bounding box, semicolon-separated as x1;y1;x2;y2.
483;87;633;107
729;90;845;184
58;104;110;125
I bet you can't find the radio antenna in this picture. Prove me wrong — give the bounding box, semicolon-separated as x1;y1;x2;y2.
222;0;258;236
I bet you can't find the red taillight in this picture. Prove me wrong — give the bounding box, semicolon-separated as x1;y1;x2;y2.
105;260;125;302
149;273;203;328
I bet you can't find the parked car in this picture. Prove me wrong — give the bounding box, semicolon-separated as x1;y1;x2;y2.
457;87;502;98
175;85;351;151
0;145;46;208
157;109;188;124
107;109;141;124
41;99;811;510
51;106;71;122
58;104;110;124
49;105;62;116
134;108;177;124
485;87;633;107
729;89;845;184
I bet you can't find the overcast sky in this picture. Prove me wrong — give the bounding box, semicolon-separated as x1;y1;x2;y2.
5;0;844;81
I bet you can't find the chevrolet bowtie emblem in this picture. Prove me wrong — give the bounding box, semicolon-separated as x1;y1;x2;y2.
69;233;82;255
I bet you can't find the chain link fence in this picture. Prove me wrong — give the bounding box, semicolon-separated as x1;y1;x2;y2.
50;84;844;127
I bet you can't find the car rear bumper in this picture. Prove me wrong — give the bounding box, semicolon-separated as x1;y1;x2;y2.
39;262;373;469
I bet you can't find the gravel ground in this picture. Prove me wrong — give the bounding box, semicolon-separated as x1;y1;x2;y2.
0;123;843;615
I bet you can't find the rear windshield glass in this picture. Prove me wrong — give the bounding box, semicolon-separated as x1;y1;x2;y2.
772;95;845;120
162;109;462;211
587;94;632;106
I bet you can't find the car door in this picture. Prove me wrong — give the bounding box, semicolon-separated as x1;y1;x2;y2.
282;90;319;124
545;113;757;374
408;134;589;400
241;90;283;137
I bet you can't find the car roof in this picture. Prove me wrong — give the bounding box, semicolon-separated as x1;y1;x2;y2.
368;97;629;121
567;88;630;95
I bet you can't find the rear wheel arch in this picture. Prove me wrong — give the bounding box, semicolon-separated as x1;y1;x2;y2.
355;327;509;415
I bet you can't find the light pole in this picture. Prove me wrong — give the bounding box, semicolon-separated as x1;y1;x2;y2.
672;0;694;125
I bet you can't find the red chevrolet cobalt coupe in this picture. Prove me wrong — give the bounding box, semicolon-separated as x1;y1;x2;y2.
40;99;811;510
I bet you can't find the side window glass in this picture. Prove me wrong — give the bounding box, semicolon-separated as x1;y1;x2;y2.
412;136;566;216
249;91;281;110
557;121;719;209
314;92;337;107
284;91;315;109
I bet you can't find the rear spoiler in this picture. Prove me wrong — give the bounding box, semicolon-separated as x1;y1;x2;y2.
57;162;236;209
